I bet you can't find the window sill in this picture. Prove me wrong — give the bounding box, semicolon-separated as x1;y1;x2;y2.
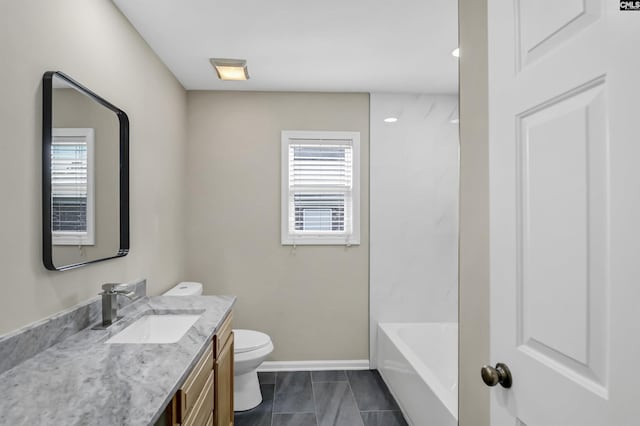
281;236;361;246
52;233;95;246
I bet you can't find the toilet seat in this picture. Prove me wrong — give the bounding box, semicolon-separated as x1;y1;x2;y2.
234;329;271;354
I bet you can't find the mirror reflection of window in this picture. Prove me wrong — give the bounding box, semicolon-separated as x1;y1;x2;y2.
51;128;95;246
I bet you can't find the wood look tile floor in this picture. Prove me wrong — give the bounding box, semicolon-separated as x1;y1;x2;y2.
233;370;408;426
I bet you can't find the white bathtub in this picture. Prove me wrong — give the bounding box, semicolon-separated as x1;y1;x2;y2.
377;322;458;426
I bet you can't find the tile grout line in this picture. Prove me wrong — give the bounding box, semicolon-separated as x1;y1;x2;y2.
310;371;320;426
270;371;277;426
345;370;360;410
344;370;366;426
271;371;318;425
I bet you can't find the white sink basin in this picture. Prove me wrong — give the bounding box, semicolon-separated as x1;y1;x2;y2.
105;314;201;344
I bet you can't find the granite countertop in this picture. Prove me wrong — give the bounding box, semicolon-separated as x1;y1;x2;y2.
0;295;235;426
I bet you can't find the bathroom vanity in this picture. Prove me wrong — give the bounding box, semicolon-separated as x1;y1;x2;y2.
0;294;235;426
156;311;234;426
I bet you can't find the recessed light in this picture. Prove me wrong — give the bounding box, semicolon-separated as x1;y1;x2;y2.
209;58;250;81
451;48;460;58
384;117;398;123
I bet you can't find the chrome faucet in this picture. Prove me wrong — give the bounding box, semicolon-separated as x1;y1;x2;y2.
99;283;136;327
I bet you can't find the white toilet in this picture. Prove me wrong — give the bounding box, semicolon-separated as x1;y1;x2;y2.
233;329;274;411
163;281;203;296
163;282;274;412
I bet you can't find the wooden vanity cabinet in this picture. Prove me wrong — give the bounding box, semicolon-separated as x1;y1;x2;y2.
156;311;234;426
213;313;234;426
180;342;214;422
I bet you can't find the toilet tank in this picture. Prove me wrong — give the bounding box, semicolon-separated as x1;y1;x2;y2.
163;281;203;296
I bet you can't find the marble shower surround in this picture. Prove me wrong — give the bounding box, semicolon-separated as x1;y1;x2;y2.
369;93;460;365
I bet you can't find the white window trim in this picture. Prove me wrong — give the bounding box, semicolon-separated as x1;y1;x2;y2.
52;128;96;246
281;130;361;246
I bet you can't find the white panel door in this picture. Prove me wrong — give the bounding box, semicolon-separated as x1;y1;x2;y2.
488;1;640;425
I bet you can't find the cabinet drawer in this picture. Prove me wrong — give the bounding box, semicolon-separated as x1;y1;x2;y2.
178;342;214;422
183;371;214;426
214;312;232;358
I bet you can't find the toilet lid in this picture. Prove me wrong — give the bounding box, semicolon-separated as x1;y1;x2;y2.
163;282;203;296
233;329;271;353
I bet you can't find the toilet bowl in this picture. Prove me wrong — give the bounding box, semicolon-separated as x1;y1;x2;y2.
233;329;274;411
163;282;273;412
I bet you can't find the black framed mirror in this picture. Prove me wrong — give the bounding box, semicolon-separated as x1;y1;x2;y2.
42;71;129;271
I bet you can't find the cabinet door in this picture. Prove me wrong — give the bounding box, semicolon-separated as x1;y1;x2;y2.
214;332;234;426
153;397;177;426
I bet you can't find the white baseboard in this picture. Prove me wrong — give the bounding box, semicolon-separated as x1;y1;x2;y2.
258;360;370;372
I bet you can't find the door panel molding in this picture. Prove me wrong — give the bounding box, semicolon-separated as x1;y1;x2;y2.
514;76;610;398
515;0;602;70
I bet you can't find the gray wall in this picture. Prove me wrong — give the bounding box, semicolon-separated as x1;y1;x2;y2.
458;0;490;424
186;91;370;361
0;0;188;335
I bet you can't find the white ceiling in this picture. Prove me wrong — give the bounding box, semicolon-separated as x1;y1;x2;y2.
113;0;458;93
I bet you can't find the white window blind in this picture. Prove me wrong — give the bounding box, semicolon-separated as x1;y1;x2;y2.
51;128;95;246
281;131;360;245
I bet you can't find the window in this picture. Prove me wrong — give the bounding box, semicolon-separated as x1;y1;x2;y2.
51;128;95;246
281;130;360;245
